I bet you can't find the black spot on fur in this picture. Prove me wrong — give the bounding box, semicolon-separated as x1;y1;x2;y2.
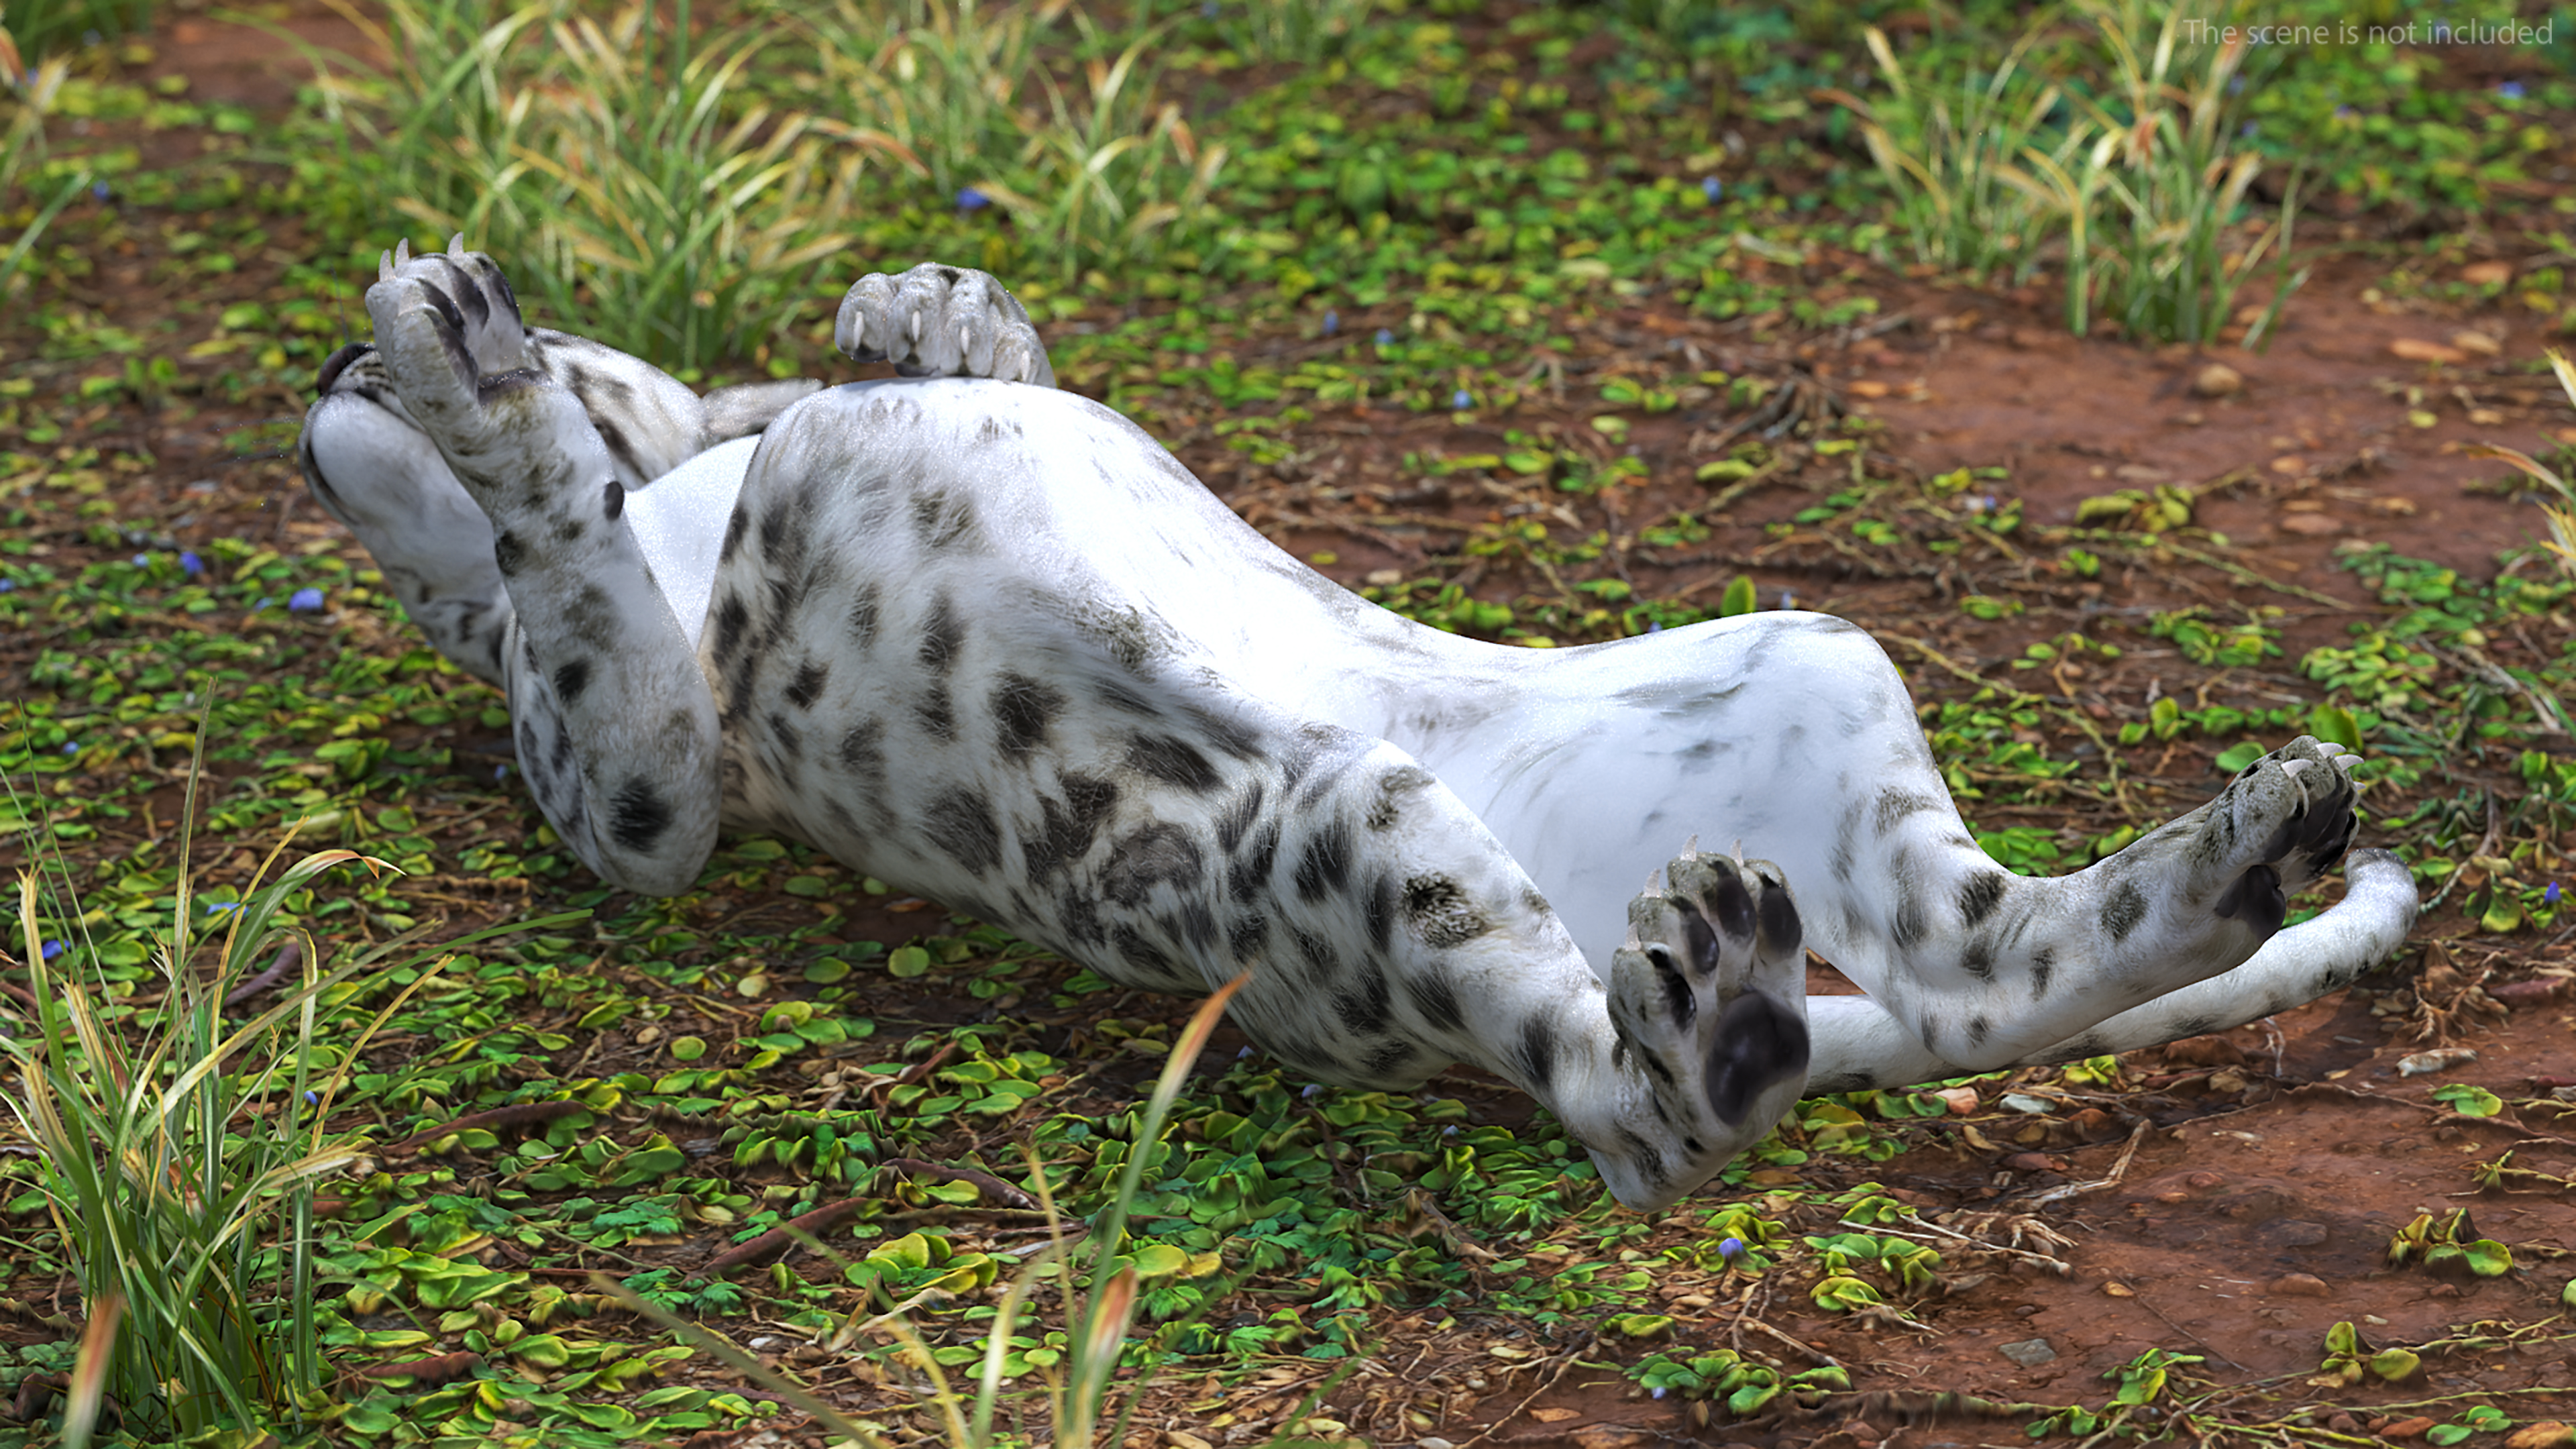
786;660;829;710
1215;782;1266;854
1515;1014;1562;1093
602;478;625;520
1362;1040;1416;1081
1405;968;1466;1034
1958;871;2008;927
1293;818;1353;902
607;777;673;853
847;583;881;649
492;530;526;576
992;674;1065;757
916;684;956;741
1966;1014;1991;1049
718;504;749;566
910;490;978;551
2102;879;2149;943
2031;946;2055;998
1365;766;1434;831
1365;873;1395;954
837;718;885;783
595;417;644;486
1335;970;1393;1036
1401;875;1493;949
1100;821;1205;906
710;592;751;663
1126;735;1220;793
550;658;591;705
1023;774;1120;881
1874;789;1943;835
764;710;803;760
923;788;1003;875
1229;820;1281;903
2171;1016;2217;1039
917;592;965;674
1961;938;1994;980
1289;926;1341;985
1227;913;1269;961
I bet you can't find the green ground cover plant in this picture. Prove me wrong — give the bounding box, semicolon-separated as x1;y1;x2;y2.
2;0;2574;1442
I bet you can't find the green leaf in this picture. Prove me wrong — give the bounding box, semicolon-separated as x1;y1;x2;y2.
2464;1239;2514;1277
1719;576;1758;618
2214;741;2266;772
2308;702;2363;751
2367;1347;2420;1382
2430;1083;2505;1117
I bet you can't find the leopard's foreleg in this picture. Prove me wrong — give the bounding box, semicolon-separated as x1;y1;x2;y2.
366;238;724;894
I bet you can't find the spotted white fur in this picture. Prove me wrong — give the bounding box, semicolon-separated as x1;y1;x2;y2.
299;244;2419;1210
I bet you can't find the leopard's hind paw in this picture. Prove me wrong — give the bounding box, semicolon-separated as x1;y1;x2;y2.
836;263;1055;388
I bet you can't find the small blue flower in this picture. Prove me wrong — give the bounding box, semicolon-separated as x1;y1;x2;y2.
955;186;990;212
1450;388;1472;410
2497;81;2526;100
180;550;204;576
2548;881;2563;906
0;580;14;594
58;741;75;755
1779;589;1796;610
287;586;324;612
1646;619;1663;634
131;552;150;568
252;596;274;610
207;902;240;915
40;940;62;961
1651;1387;1667;1400
2228;73;2246;91
494;763;511;782
1442;1124;1458;1136
1701;176;1723;203
1718;1236;1746;1259
2239;120;2257;139
90;180;110;202
303;1089;321;1105
1301;1083;1322;1099
1322;309;1339;336
1375;327;1394;347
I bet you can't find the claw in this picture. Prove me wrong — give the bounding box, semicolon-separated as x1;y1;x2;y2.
1731;839;1748;865
1645;867;1665;894
1680;834;1700;859
394;237;412;268
378;248;395;283
447;233;467;257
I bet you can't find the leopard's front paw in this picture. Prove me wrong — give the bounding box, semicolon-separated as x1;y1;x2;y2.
835;263;1055;388
2195;735;2359;937
367;235;535;412
1601;848;1811;1202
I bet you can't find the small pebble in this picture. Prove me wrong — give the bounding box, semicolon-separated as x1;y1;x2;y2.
1997;1337;2056;1367
2190;362;2243;397
2271;1272;2330;1297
